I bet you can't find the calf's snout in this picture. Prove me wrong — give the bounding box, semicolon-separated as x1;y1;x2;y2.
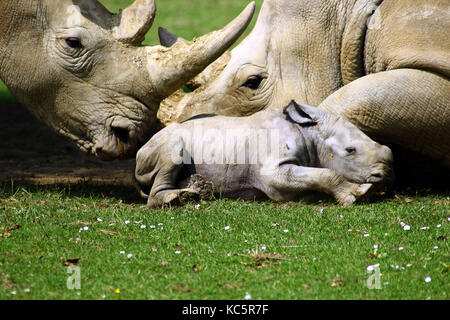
368;145;395;184
368;169;393;184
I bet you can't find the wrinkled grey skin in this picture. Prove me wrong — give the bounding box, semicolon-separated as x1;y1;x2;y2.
0;0;255;160
135;101;394;208
159;0;450;168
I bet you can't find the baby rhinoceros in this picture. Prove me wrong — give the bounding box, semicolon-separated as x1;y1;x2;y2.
135;101;394;207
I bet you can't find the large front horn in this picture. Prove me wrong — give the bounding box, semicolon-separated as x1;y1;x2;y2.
149;2;255;99
113;0;156;44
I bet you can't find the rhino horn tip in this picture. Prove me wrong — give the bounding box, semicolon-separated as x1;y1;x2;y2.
158;27;179;48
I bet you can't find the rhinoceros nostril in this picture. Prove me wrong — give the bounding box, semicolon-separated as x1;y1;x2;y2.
94;145;104;155
94;146;113;161
112;126;130;145
368;172;384;183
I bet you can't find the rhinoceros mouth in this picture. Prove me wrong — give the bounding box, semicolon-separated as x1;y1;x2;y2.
93;113;150;161
84;82;159;160
56;95;154;161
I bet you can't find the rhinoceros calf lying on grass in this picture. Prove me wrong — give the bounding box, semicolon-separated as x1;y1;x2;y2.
135;101;394;208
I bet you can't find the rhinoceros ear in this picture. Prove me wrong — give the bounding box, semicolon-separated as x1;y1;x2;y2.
158;27;179;47
283;100;318;127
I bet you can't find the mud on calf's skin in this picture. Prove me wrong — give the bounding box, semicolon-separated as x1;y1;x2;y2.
135;100;394;208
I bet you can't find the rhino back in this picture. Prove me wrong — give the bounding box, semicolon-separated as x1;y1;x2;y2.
365;0;450;77
178;110;315;196
181;110;308;169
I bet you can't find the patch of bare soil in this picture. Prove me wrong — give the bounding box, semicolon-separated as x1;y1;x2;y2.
0;101;135;186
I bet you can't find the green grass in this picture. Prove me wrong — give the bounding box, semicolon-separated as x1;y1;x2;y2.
0;182;448;300
0;81;15;102
101;0;263;46
0;0;449;300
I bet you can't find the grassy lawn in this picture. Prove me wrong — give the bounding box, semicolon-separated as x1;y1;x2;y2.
0;183;448;300
0;0;449;300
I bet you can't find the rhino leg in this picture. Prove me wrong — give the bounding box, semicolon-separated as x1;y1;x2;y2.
177;174;215;201
148;174;216;208
148;188;201;209
135;133;200;208
318;69;450;168
145;163;214;209
145;162;201;209
263;165;373;206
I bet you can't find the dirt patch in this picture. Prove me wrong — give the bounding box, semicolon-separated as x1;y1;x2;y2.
0;101;135;186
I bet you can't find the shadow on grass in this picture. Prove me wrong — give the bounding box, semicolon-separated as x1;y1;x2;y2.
0;177;448;210
0;180;144;204
393;186;450;198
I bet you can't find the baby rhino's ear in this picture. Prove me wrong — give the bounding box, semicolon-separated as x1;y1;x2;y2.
283;100;318;127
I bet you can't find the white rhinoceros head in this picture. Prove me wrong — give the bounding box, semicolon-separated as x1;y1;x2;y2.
0;0;255;160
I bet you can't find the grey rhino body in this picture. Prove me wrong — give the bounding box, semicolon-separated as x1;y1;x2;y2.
159;0;450;169
135;101;394;207
0;0;255;160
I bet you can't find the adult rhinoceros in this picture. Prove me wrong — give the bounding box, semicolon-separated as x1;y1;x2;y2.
158;0;450;169
0;0;255;160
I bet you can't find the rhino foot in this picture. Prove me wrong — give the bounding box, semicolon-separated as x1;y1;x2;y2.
148;188;201;209
178;174;215;201
177;188;202;204
336;183;373;207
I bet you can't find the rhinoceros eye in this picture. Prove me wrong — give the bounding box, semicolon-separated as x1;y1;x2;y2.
241;75;263;90
346;147;356;154
65;37;83;49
